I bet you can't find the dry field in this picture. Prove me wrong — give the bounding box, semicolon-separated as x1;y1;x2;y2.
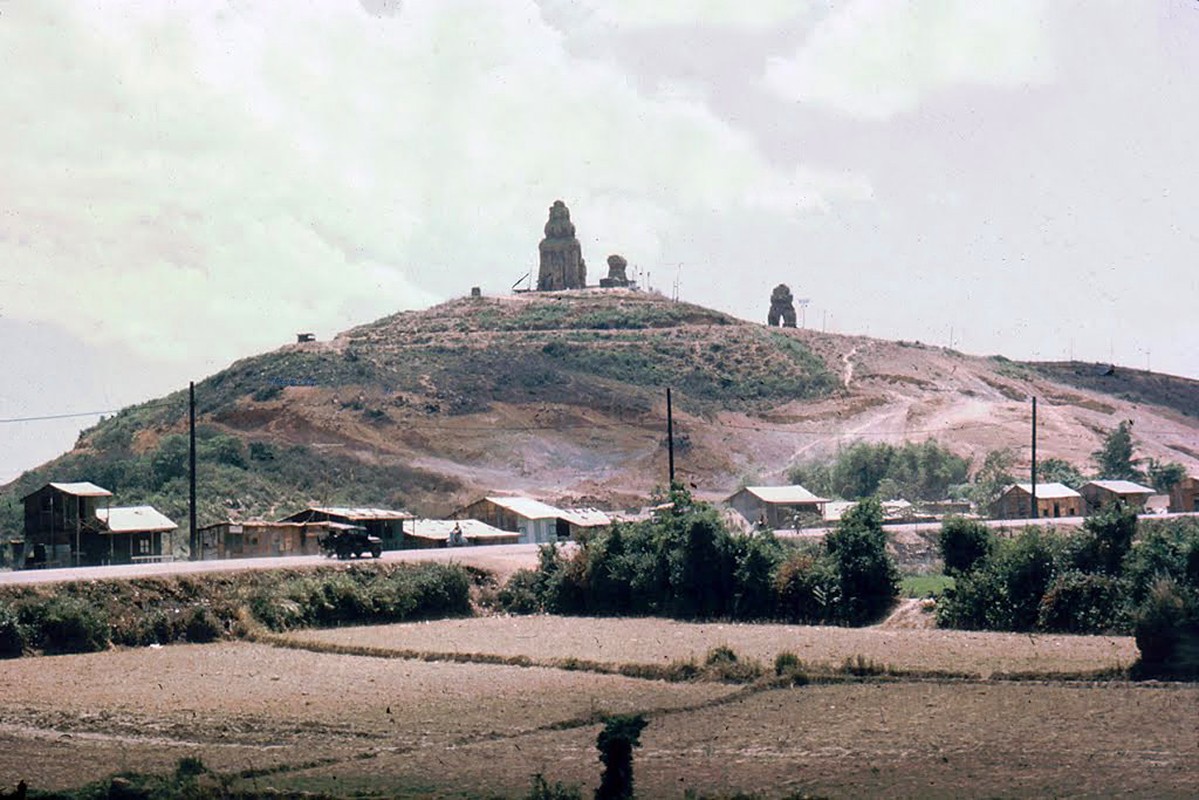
288;615;1138;678
1;619;1194;799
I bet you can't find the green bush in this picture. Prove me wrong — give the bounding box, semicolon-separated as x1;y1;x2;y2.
184;607;224;643
1132;577;1199;679
1036;571;1125;633
939;517;994;576
773;552;838;624
0;602;24;658
498;569;546;614
39;596;111;654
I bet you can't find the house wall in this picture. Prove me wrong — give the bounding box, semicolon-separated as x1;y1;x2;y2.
456;500;557;544
1168;477;1197;513
994;489;1081;519
198;522;323;560
1080;486;1149;514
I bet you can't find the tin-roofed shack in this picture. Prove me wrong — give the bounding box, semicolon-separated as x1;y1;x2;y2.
726;485;829;529
402;519;521;548
1080;480;1155;514
20;482;177;567
993;483;1083;520
196;520;330;560
95;506;177;564
453;496;568;544
279;506;413;550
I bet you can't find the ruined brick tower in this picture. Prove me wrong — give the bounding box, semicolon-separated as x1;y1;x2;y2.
537;200;586;290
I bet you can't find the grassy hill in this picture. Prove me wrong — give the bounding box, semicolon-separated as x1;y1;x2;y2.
2;289;1198;540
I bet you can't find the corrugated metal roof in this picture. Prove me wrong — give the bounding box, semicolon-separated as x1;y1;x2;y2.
484;496;565;520
47;482;113;497
305;506;414;520
404;519;519;540
1084;480;1155;495
559;508;612;527
1011;482;1082;499
740;485;829;505
96;506;177;534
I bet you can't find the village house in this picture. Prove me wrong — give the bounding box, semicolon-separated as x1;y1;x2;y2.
453;496;569;544
558;507;613;539
20;482;176;567
95;506;178;564
1079;480;1155;514
726;485;829;529
279;506;413;550
22;482;111;567
992;482;1083;520
1168;473;1199;513
401;518;520;548
195;520;329;560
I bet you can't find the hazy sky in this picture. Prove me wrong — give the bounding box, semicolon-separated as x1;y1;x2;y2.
2;0;1197;484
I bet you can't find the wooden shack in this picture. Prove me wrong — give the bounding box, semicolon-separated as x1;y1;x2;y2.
196;520;328;560
1168;474;1199;513
401;519;521;548
992;482;1083;520
453;496;568;544
1079;480;1155;514
95;506;177;564
21;482;113;568
279;506;413;550
726;485;829;529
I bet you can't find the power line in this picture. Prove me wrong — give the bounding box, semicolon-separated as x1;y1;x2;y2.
0;400;179;424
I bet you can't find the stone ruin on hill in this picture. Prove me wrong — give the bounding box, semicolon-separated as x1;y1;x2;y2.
768;284;797;327
537;200;587;290
600;254;629;288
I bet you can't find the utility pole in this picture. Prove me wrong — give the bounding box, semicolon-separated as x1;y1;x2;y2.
1030;396;1037;520
189;381;197;560
666;388;675;488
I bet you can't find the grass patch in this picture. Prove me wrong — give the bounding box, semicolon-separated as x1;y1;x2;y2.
901;574;955;599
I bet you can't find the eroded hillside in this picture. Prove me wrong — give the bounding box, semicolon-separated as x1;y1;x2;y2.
2;290;1197;528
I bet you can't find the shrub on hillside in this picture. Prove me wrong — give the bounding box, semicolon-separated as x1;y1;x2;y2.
37;596;111;654
0;602;24;658
184;607;224;643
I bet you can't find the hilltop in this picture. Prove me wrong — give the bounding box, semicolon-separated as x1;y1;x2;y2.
2;289;1197;531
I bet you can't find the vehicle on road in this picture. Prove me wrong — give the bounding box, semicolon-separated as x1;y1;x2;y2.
318;529;383;560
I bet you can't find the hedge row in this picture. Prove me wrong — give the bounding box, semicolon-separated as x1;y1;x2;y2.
0;562;472;658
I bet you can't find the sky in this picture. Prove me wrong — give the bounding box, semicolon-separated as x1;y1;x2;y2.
2;0;1198;484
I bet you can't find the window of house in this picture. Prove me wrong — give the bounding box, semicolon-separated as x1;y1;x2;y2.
137;537;152;555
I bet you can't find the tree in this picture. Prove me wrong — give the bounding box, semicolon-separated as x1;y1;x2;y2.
824;497;899;624
969;449;1016;510
939;517;995;576
1092;421;1142;481
1037;457;1085;490
1147;459;1187;494
595;714;648;800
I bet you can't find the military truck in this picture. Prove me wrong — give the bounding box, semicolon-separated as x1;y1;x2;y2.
318;528;383;560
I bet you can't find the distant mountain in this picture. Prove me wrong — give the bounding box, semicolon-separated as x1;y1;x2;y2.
3;289;1197;534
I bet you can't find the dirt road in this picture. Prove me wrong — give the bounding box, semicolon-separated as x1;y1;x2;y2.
0;543;543;587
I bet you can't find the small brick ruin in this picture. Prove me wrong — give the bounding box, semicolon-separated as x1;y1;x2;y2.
767;284;797;327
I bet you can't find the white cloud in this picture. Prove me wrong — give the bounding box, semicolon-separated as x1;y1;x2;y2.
0;0;869;366
763;0;1054;118
554;0;809;30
